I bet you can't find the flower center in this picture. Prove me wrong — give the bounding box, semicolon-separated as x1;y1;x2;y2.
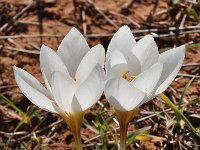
122;71;135;82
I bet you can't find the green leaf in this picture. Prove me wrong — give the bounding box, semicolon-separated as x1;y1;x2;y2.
83;119;99;134
0;94;33;145
72;146;76;150
172;0;180;5
186;97;200;106
178;76;195;109
127;126;150;145
160;93;200;137
187;8;198;19
95;144;101;150
134;134;166;141
0;94;26;117
105;114;116;124
96;112;105;125
107;126;117;142
99;128;107;150
101;101;109;111
111;144;119;150
154;112;177;124
186;43;200;49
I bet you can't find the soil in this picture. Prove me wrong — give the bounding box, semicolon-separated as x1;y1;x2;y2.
0;0;199;149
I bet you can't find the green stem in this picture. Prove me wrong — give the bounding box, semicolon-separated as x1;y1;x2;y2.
73;127;83;150
115;108;139;150
60;112;85;150
120;121;128;150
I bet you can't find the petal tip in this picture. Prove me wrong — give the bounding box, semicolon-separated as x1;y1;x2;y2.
71;27;78;32
118;25;131;33
40;44;50;55
144;34;154;41
13;66;23;76
41;44;47;50
120;25;130;30
96;44;104;48
13;66;19;77
92;44;104;51
179;44;186;52
13;65;18;70
68;27;82;36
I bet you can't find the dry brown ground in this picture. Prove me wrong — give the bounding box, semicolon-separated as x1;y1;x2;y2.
0;0;199;149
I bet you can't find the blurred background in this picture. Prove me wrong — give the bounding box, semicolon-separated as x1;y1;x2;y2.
0;0;199;149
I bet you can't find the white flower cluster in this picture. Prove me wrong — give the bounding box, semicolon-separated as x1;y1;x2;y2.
14;25;185;149
14;25;185;114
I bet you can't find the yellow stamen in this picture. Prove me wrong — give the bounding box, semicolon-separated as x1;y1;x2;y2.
128;76;135;82
122;71;136;82
122;71;129;79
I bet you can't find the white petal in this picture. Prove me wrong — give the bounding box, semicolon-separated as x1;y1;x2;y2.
109;51;128;77
137;93;156;107
71;96;83;112
131;35;159;72
105;77;146;111
106;61;115;80
75;44;105;84
125;50;141;76
40;45;69;90
106;96;129;112
155;45;185;95
131;63;163;97
106;25;136;61
41;69;52;94
57;27;90;77
13;66;57;113
51;72;77;113
75;65;105;111
51;103;64;113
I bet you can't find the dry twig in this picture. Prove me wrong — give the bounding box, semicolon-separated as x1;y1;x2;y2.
0;1;36;33
4;47;40;54
87;0;119;29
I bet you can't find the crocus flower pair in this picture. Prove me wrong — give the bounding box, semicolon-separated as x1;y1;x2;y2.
14;25;185;149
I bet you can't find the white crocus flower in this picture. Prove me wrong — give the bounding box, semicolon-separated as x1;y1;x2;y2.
14;27;105;150
104;25;185;150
